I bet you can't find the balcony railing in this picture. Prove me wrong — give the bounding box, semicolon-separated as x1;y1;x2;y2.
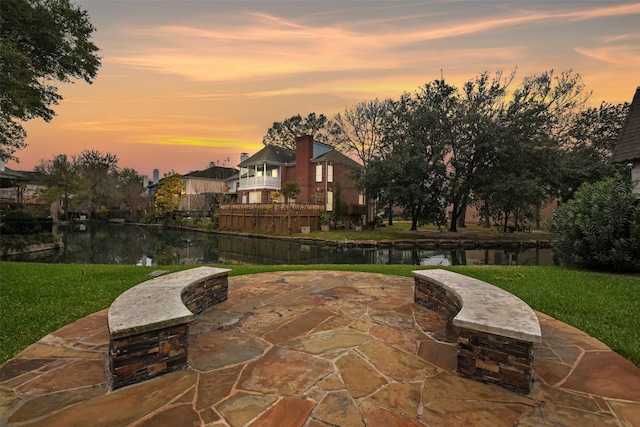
238;176;281;190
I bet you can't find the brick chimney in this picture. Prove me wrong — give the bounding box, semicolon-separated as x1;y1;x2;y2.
295;135;314;202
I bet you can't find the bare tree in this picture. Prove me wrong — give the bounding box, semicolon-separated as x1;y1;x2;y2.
334;98;394;168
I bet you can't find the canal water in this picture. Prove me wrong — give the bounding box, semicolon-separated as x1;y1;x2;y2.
3;223;555;266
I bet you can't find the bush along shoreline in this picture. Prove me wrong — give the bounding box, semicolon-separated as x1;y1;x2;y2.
1;234;64;256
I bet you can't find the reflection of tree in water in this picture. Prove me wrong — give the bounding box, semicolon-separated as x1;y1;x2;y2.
7;223;554;266
151;246;183;265
144;227;220;265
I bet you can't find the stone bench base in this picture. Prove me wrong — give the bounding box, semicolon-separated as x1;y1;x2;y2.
108;267;231;389
110;324;189;390
457;328;534;393
413;269;541;394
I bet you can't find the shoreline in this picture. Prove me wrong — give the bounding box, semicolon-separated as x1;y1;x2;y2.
4;222;553;258
2;241;64;257
137;222;553;250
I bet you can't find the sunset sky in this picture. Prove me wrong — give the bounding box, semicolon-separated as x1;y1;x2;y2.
8;0;640;178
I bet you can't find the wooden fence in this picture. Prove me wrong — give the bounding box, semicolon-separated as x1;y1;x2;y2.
219;203;325;234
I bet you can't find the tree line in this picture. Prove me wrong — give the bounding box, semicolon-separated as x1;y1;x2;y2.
34;150;150;220
263;69;630;231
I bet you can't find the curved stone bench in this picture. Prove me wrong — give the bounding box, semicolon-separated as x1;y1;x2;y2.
108;266;231;389
413;269;541;394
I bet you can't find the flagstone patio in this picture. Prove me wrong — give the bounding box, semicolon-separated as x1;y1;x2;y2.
1;270;639;426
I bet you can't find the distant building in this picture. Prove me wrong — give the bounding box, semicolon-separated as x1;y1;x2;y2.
612;86;640;198
180;164;238;211
237;135;364;218
148;163;239;213
0;161;53;216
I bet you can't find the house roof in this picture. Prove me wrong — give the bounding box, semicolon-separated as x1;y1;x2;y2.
184;165;238;180
147;165;237;190
612;86;640;163
311;149;362;169
238;145;296;167
0;167;37;188
225;172;239;182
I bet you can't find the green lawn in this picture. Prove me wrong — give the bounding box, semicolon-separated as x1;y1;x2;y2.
1;262;638;367
296;221;553;243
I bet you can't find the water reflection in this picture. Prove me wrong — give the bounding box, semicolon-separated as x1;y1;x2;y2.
3;223;555;266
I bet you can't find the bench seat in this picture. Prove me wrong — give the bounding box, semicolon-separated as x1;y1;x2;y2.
108;266;231;389
413;269;541;393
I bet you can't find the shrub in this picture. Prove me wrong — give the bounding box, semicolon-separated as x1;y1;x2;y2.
550;175;640;272
140;213;156;224
1;209;41;234
0;232;59;252
96;205;109;220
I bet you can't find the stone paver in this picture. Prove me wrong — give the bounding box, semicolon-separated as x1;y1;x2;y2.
1;271;639;426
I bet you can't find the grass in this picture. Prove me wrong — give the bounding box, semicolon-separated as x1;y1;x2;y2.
1;262;638;367
298;221;552;242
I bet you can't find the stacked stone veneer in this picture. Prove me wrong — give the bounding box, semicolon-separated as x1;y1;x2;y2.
108;267;231;389
413;269;541;394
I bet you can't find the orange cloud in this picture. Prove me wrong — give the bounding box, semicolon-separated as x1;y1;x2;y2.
574;46;640;66
108;3;640;85
140;135;262;150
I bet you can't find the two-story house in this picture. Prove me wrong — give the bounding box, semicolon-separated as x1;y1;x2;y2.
149;163;238;213
237;135;364;219
180;164;238;212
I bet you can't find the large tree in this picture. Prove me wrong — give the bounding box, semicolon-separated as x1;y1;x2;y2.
116;168;150;215
447;69;590;231
445;71;511;231
262;113;342;150
0;0;101;161
74;150;119;217
363;84;450;230
334;98;393;223
34;154;80;220
555;101;630;201
334;98;394;168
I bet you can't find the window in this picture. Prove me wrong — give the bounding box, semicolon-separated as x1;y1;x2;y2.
270;167;278;177
327;164;333;183
326;191;333;211
249;191;261;203
358;193;364;205
316;164;322;182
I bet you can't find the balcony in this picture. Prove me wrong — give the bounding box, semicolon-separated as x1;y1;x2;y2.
238;176;281;191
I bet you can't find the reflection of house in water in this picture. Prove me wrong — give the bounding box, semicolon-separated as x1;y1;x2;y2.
137;255;153;266
218;237;321;265
420;254;451;266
